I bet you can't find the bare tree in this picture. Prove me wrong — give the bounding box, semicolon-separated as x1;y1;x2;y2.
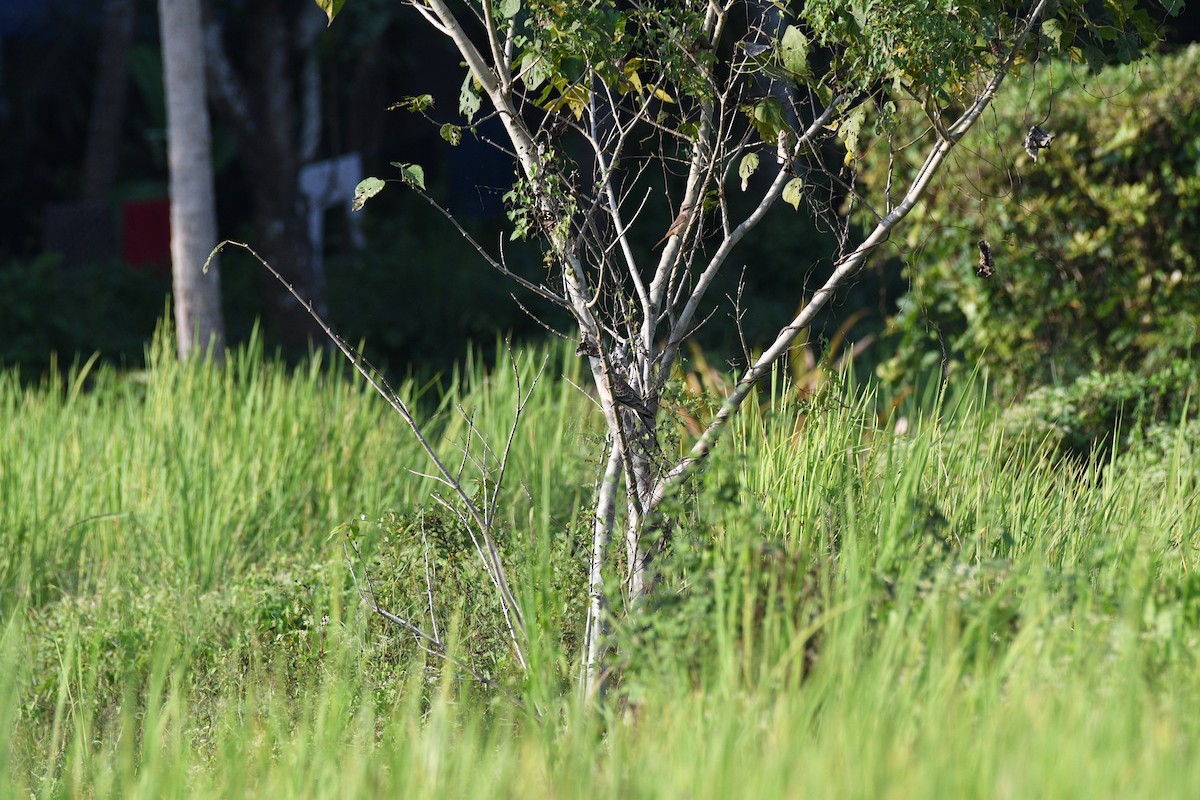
322;0;1169;698
159;0;226;359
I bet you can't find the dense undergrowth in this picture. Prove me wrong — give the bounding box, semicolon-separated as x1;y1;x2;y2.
2;333;1199;797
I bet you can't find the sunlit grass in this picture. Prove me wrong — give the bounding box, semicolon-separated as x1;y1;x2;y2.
0;329;591;608
2;333;1199;797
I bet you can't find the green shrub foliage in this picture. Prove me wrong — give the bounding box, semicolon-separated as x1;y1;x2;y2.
865;45;1200;393
1003;360;1199;461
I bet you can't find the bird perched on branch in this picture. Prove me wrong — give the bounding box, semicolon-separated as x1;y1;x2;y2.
609;373;657;433
576;337;658;447
575;337;601;359
653;203;694;249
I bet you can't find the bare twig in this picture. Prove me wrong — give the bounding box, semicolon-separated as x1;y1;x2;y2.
342;535;523;706
209;240;528;671
420;511;441;644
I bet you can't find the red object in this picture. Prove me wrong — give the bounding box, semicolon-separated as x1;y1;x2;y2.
122;198;171;277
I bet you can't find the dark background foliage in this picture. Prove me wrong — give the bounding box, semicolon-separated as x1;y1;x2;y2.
0;0;954;380
1;0;1198;399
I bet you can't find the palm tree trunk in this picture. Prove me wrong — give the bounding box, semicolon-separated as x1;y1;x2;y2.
159;0;226;359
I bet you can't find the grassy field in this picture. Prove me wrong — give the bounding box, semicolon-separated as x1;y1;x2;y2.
2;332;1199;798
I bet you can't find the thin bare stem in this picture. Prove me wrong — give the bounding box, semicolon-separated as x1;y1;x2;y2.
343;536;522;705
210;240;528;670
420;511;441;644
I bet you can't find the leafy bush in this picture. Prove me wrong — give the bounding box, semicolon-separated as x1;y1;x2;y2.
862;45;1200;393
1108;416;1200;491
1002;358;1198;460
0;254;168;377
341;501;591;693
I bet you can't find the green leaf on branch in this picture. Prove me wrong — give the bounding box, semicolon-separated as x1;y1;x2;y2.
738;152;760;192
499;0;520;19
836;105;867;165
780;25;809;77
621;59;645;94
390;163;426;190
440;124;463;146
1042;19;1063;51
502;187;532;241
521;52;548;91
352;177;385;211
460;73;482;123
743;98;787;143
314;0;346;26
544;77;589;120
782;177;804;211
390;94;434;113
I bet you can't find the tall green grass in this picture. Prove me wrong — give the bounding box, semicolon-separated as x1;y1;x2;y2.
2;335;1199;797
0;329;592;608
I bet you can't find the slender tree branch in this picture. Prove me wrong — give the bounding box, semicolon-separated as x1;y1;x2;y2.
583;441;621;699
655;95;846;393
407;186;568;307
647;0;1052;514
209;241;528;667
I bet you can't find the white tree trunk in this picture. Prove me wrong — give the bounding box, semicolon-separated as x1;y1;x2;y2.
159;0;225;359
583;443;622;699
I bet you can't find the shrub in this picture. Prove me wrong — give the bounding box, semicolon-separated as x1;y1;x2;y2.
1002;358;1198;460
862;45;1200;394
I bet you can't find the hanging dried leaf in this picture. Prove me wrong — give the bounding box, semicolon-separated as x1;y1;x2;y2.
977;239;995;278
1024;125;1056;161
